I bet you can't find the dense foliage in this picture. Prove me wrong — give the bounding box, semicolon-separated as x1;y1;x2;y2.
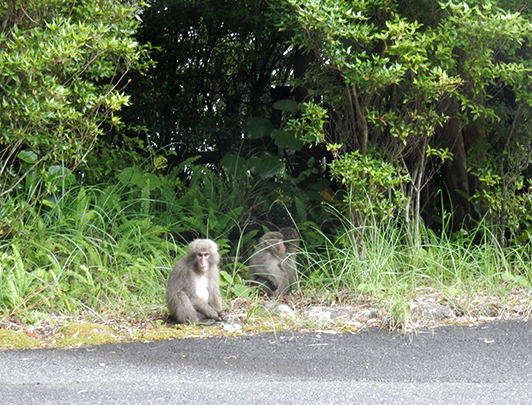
113;0;532;243
281;0;532;244
2;0;532;324
0;0;150;228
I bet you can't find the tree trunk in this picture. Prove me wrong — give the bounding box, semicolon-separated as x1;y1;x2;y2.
441;114;471;231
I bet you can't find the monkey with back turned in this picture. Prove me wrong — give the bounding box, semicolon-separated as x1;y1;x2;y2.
166;239;223;324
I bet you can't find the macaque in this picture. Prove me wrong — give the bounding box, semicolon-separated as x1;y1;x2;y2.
248;227;300;297
279;227;300;285
166;239;223;324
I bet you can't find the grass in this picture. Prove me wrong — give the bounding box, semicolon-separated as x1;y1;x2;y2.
297;216;532;330
0;184;176;318
1;186;532;348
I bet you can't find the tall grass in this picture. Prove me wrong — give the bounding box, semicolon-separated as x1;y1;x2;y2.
299;213;532;326
0;183;178;317
2;181;532;329
0;155;263;321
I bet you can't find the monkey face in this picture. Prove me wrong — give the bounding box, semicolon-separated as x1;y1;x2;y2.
195;252;210;271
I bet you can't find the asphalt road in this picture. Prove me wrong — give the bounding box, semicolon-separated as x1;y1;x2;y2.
1;320;531;404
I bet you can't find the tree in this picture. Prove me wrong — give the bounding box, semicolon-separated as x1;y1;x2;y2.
117;0;337;227
0;0;148;228
122;0;296;160
281;0;532;243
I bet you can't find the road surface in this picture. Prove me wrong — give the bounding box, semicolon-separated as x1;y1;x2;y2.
1;320;531;404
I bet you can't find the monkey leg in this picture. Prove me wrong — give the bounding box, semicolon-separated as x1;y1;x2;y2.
272;272;291;297
168;291;200;324
251;275;279;295
208;288;224;316
190;296;222;321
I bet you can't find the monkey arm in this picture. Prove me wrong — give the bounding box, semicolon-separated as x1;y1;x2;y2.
252;275;279;292
252;262;297;297
189;296;221;320
208;288;223;315
281;255;298;284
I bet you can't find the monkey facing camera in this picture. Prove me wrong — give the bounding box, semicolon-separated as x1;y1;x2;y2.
248;227;300;297
166;239;223;324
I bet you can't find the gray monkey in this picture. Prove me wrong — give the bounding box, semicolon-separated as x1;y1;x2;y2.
248;228;300;297
166;239;223;323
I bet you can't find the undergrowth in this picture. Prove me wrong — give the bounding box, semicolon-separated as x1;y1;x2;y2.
300;215;532;328
1;183;532;332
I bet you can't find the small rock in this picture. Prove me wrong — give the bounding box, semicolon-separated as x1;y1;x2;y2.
352;308;379;322
410;302;455;320
221;322;243;333
262;302;296;320
471;304;499;317
302;306;356;324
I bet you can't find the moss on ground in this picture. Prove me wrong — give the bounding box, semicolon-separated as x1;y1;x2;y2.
0;330;41;350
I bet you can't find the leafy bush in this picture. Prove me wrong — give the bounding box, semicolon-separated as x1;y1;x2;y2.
329;147;409;225
0;0;150;221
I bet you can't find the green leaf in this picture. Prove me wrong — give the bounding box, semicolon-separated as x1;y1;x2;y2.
140;173;164;191
17;150;39;164
243;118;274;139
219;270;233;286
232;283;251;297
48;165;76;187
271;129;304;150
272;99;300;113
118;167;137;185
248;153;281;178
220;154;248;179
